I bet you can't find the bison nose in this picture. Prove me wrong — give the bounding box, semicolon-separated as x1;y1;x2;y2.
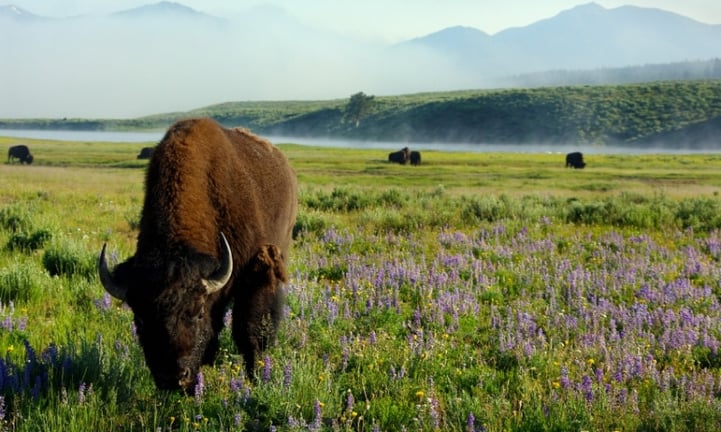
178;367;193;388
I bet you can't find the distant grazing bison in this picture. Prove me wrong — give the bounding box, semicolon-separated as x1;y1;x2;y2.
98;118;298;391
388;147;410;164
565;151;586;169
136;146;155;159
7;145;33;164
410;151;421;166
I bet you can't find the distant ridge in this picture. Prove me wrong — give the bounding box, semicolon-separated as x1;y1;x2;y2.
109;1;226;24
404;2;721;75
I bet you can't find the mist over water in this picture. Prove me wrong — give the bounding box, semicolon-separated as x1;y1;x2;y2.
1;129;718;155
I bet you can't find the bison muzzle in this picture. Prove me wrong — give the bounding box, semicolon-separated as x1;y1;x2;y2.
98;118;297;391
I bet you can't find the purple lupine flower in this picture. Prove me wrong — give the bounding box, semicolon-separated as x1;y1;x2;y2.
94;293;112;312
346;390;354;413
581;375;593;402
41;343;58;365
430;395;440;429
282;362;292;388
309;399;322;431
16;316;27;331
194;372;205;403
467;412;475;432
2;316;13;332
78;382;87;405
262;356;272;383
560;366;570;389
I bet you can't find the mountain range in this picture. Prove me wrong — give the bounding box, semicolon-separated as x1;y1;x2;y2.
1;1;720;118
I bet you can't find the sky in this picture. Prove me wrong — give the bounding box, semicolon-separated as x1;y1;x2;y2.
10;0;721;42
3;0;721;118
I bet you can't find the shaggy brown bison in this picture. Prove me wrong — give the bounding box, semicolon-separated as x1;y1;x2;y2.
388;147;409;164
98;118;298;391
7;145;33;164
566;151;586;169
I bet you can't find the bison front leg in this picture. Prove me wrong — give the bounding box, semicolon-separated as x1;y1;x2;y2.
232;244;287;377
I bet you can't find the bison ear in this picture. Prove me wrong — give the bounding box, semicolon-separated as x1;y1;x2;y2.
251;244;288;283
98;243;129;301
202;233;233;294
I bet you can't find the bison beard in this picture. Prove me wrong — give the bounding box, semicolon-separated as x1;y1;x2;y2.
98;118;297;391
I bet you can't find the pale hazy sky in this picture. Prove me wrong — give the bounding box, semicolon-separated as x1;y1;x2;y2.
11;0;721;41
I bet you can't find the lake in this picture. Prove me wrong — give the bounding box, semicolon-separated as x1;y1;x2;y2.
0;128;716;155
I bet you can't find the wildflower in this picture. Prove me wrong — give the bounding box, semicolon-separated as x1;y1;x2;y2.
560;366;570;389
467;412;475;432
262;356;272;383
310;400;323;431
78;382;87;405
415;390;425;400
346;389;355;413
194;372;205;404
6;345;13;354
283;362;292;388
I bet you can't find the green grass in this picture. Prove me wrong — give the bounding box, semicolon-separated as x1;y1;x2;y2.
2;136;721;430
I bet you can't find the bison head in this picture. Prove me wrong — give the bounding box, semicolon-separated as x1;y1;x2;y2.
98;234;233;391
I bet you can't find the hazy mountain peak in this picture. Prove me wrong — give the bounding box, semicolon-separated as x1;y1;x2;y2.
111;1;206;19
0;4;42;20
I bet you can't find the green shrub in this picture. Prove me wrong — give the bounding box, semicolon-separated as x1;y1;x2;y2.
0;204;33;232
0;262;46;303
293;211;329;237
42;240;96;279
6;229;53;252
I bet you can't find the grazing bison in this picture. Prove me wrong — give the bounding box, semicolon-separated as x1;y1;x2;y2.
137;146;155;159
388;147;410;164
7;145;33;164
565;151;586;169
410;150;421;166
98;118;298;391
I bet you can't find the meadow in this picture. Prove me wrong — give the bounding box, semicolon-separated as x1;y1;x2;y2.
2;135;721;431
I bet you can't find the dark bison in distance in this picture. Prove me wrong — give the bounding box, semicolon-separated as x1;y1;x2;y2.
7;145;33;164
410;151;421;166
98;118;298;391
566;151;586;169
136;146;155;159
388;147;410;164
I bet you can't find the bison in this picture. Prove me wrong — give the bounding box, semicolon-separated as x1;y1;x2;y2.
565;151;586;169
7;145;33;164
98;118;298;391
137;146;155;159
410;151;421;166
388;147;409;164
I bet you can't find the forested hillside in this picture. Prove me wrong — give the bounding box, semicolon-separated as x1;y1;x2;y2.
2;80;721;148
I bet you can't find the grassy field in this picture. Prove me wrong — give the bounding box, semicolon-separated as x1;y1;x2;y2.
2;135;721;431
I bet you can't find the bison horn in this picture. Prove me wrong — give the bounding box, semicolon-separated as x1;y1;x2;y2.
98;243;128;301
202;233;233;294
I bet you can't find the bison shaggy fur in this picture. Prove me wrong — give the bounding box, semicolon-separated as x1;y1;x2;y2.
98;118;297;391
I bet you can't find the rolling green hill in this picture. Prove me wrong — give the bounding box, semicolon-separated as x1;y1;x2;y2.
2;80;721;148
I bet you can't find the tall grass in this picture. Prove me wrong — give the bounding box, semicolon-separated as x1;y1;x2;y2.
2;140;721;430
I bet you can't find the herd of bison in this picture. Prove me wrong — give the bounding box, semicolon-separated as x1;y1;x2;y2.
5;123;587;393
6;143;588;168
